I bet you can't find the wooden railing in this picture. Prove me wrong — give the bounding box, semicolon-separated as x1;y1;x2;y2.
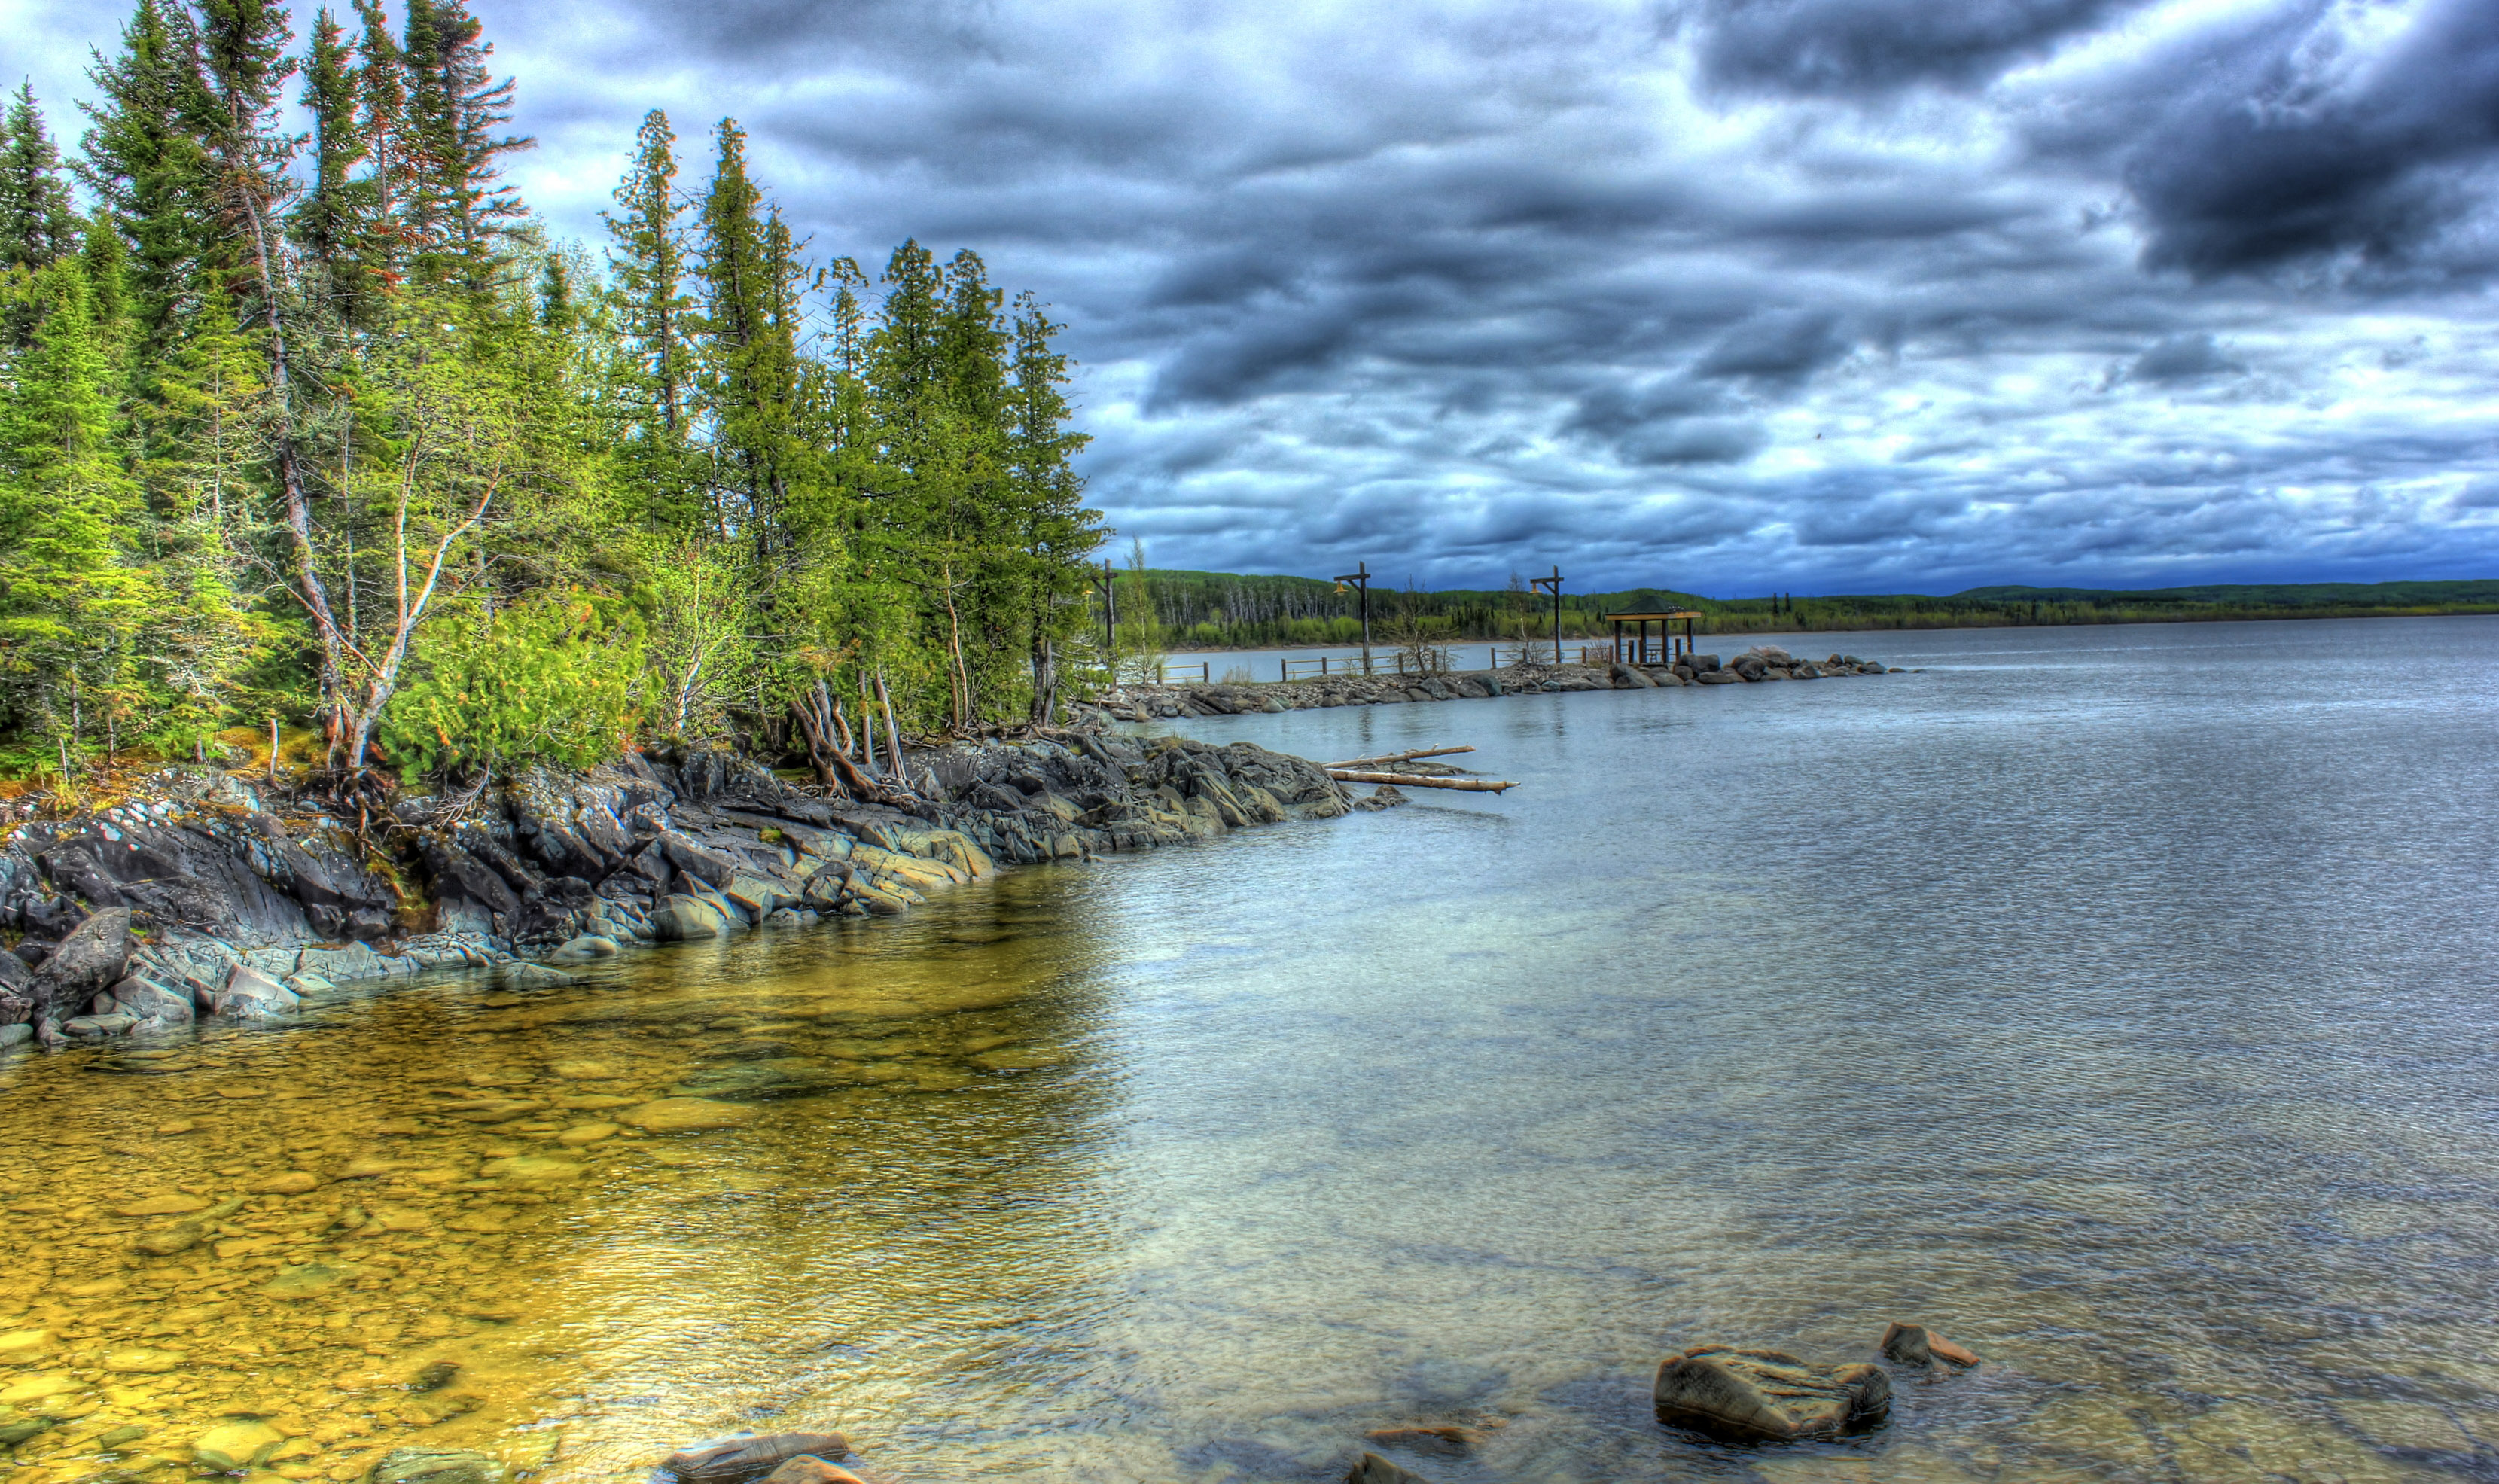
1490;644;1605;668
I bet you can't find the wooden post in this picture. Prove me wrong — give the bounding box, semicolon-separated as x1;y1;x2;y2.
1101;559;1117;673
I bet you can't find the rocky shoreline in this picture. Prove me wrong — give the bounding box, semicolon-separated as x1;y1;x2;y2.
0;733;1365;1050
1080;644;1905;721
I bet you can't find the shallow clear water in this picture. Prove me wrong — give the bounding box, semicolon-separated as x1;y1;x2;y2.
5;616;2497;1482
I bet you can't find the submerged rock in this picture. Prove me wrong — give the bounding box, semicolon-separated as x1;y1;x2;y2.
547;934;619;963
619;1097;760;1133
663;1433;853;1484
1345;1454;1436;1484
758;1460;864;1484
1652;1343;1891;1441
500;961;578;987
1879;1321;1981;1367
194;1418;288;1470
368;1447;508;1484
1364;1424;1499;1458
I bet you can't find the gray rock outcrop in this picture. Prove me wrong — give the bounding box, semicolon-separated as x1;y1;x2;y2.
32;907;131;1016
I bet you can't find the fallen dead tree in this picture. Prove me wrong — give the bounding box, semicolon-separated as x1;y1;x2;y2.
1326;769;1516;794
1324;745;1476;769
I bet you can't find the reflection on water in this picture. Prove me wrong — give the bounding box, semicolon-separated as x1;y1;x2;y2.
5;616;2498;1482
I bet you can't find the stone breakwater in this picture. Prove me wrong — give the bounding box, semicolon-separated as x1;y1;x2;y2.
1081;644;1904;721
0;734;1357;1049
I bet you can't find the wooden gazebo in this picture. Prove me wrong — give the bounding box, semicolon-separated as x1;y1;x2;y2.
1602;609;1702;665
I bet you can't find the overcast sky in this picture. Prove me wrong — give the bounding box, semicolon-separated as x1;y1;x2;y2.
11;0;2499;595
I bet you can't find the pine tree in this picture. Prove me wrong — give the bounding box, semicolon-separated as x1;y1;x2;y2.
78;0;212;367
294;8;381;326
1004;291;1098;721
0;259;148;767
0;84;78;273
400;0;530;286
352;0;410;253
603;110;698;530
694;121;811;556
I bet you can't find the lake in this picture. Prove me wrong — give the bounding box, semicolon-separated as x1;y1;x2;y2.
4;616;2494;1482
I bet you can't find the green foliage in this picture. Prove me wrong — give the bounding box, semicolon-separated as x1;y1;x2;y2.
377;594;642;779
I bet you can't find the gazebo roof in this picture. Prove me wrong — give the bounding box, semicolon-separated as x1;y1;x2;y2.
1600;609;1704;621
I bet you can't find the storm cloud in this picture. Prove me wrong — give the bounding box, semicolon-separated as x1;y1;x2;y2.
11;0;2499;593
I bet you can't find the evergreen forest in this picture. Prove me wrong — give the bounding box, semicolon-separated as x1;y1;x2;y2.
0;0;1102;791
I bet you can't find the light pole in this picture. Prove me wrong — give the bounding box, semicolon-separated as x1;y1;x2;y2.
1333;560;1372;674
1531;565;1565;664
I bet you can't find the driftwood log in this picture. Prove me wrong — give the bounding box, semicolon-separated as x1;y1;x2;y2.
1327;769;1515;794
1324;745;1476;769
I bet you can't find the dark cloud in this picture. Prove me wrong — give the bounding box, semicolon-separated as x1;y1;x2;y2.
2124;333;2245;385
2118;0;2499;278
1693;311;1852;382
1690;0;2147;95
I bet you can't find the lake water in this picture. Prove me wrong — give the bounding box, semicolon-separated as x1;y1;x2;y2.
4;616;2497;1482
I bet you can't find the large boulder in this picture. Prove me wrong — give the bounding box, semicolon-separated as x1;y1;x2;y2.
32;908;132;1014
648;895;728;942
1608;663;1657;689
111;975;194;1025
1652;1344;1891;1442
659;833;739;888
212;964;300;1020
662;1433;852;1484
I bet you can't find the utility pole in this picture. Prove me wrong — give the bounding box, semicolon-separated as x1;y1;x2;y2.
1333;559;1372;675
1531;565;1565;664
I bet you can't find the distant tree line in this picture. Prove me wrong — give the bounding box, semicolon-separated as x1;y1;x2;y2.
0;0;1101;788
1118;571;2499;649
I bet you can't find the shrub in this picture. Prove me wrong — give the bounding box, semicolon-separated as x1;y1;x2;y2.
379;595;643;781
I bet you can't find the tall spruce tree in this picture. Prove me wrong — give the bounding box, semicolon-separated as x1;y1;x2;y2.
294;8;379;325
0;258;147;766
1004;291;1098;721
0;84;78;274
400;0;529;286
78;0;212;367
694;120;810;557
604;110;698;531
352;0;410;241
